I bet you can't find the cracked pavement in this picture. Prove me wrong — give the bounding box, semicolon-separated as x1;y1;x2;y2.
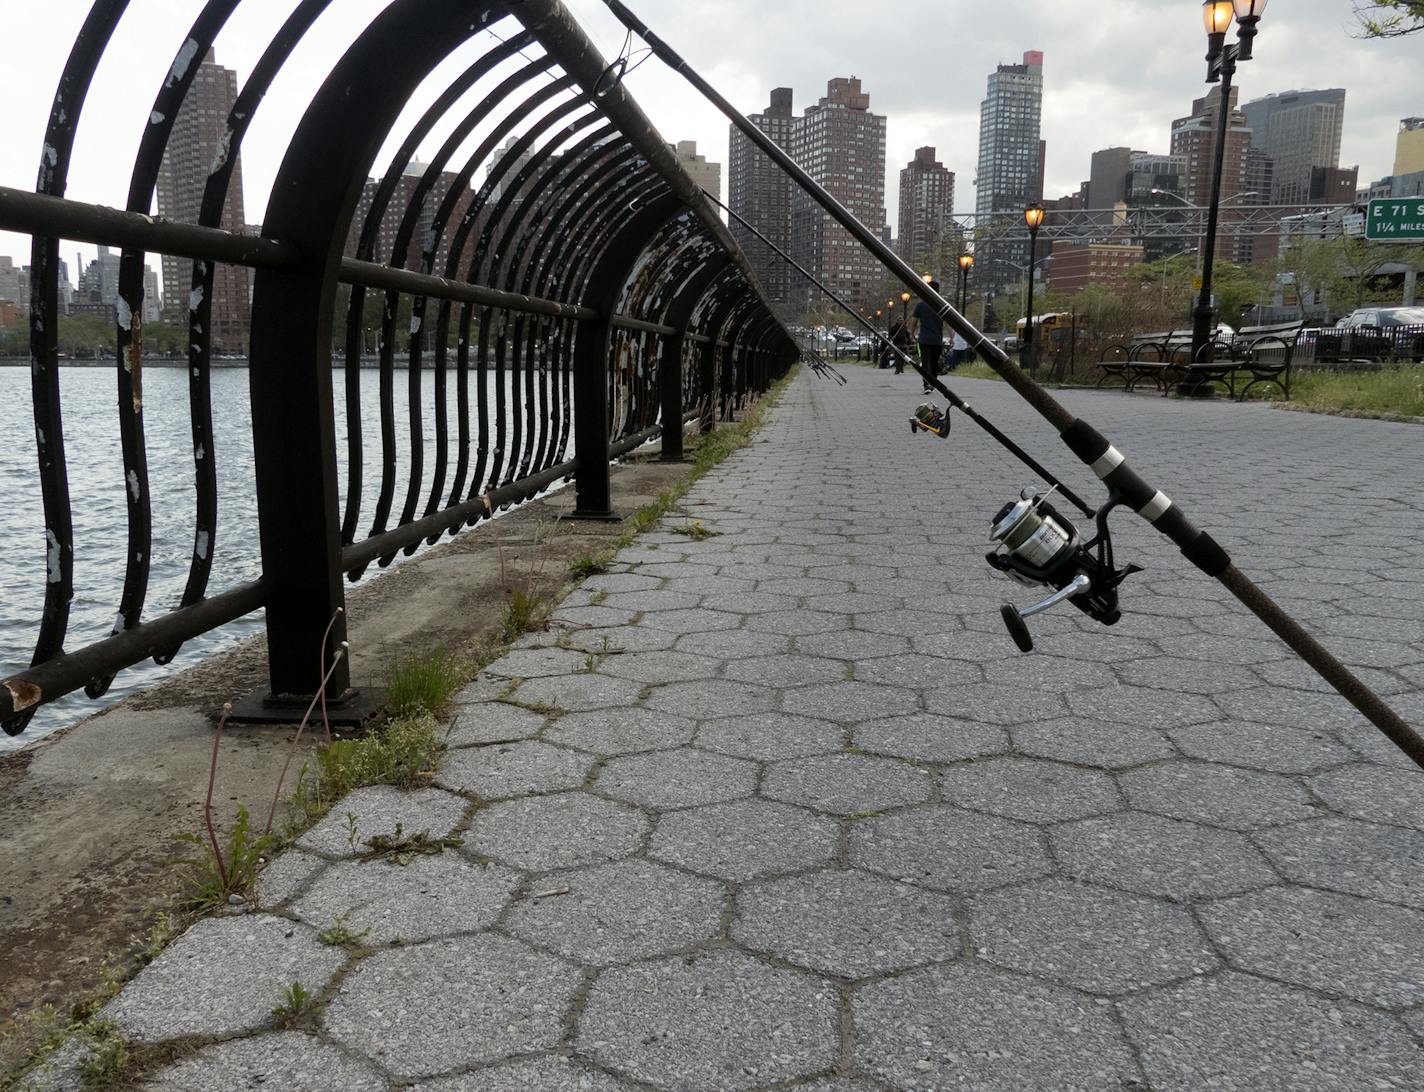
66;368;1424;1090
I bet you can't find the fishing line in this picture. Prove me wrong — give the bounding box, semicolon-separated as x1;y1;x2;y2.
594;0;1424;769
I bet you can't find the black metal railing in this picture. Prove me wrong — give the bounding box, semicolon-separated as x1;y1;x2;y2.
1297;323;1424;366
0;0;795;734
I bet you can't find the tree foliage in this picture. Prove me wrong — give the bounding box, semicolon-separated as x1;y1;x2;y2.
1353;0;1424;37
1279;236;1423;318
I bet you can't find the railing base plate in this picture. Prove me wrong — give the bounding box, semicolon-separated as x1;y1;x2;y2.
568;509;622;522
226;686;387;728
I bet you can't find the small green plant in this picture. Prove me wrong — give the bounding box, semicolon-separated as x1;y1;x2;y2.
287;714;445;831
318;912;370;947
499;585;549;641
174;803;275;911
75;1021;129;1088
569;552;611;578
387;646;464;718
272;981;312;1027
344;811;360;851
669;519;718;540
361;822;465;864
587;588;609;606
583;652;596;672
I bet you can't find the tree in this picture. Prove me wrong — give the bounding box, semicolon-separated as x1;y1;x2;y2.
1285;235;1423;318
1353;1;1424;37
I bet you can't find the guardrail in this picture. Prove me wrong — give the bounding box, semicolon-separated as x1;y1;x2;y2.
1296;323;1424;366
0;0;796;734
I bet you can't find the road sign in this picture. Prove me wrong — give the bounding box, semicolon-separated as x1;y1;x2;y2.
1192;276;1202;290
1365;197;1424;241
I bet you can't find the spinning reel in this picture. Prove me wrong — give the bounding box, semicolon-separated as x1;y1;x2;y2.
909;402;949;438
987;488;1142;652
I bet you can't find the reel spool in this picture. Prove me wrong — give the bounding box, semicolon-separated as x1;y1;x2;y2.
987;488;1141;652
909;402;949;438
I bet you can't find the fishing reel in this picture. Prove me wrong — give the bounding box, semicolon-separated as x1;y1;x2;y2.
910;402;949;438
986;487;1141;652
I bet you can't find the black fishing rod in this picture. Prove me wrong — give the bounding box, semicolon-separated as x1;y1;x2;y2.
594;0;1424;769
708;187;1093;517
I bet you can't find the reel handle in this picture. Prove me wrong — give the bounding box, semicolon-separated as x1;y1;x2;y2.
1000;572;1092;653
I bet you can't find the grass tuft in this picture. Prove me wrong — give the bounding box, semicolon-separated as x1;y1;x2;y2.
172;803;274;911
386;646;464;718
1283;365;1424;417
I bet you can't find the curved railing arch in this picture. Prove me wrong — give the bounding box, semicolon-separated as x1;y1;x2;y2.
0;0;797;734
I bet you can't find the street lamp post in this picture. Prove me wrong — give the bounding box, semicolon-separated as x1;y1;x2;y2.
1188;0;1269;385
958;253;974;314
1022;203;1045;374
886;298;895;340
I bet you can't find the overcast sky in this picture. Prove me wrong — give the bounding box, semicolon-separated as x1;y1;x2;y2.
1;0;1416;291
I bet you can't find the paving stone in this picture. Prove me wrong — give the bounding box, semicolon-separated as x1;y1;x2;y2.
1011;716;1177;769
762;753;933;815
509;672;645;712
733;868;960;977
929;682;1069;725
940;757;1121;823
449;674;510;705
650;798;838;881
1065;685;1220;730
709;590;804;614
1120;971;1424;1091
1308;763;1424;830
102;915;344;1042
854;961;1139;1090
600;589;703;612
854;653;981;689
576;950;838;1091
1120;760;1318;830
794;629;912;659
1200;885;1424;1010
470;792;649;870
581;572;663;593
543;706;697;755
978;654;1120;692
323;934;579;1080
746;609;848;636
142;1032;387;1091
1167;719;1354;773
851;806;1052;892
558;625;681;654
1254;817;1424;908
644;679;778;718
506;858;723;964
972;877;1217;993
674;627;791;659
596;747;758;809
553;605;640;629
639;607;744;634
484;646;591;679
1214;685;1365;732
695;711;844;760
410;1055;638;1090
782;680;920;722
290;852;518;944
298;786;468;858
673;574;759;596
437;740;592;799
723;653;847;688
1052;812;1278;899
597;649;722;683
447;700;546;746
853;713;1009;763
254;849;328;909
1117;655;1259;695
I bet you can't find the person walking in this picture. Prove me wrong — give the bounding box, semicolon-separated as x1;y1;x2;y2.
886;315;913;373
911;280;946;392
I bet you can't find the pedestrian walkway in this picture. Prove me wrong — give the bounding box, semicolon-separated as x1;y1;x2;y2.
57;368;1424;1089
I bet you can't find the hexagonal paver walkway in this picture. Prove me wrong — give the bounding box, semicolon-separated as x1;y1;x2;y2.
75;369;1424;1088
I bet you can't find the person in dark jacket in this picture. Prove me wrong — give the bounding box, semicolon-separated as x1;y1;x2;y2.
911;280;946;393
885;316;913;373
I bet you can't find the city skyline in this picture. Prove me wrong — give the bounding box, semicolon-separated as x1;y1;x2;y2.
0;1;1416;290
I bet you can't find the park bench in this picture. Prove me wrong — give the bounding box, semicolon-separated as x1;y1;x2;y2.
1112;321;1304;401
1095;331;1177;391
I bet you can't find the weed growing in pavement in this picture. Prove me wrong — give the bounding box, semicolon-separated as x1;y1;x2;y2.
387;646;465;717
318;913;370;948
173;803;275;911
568;552;610;578
668;519;718;540
271;981;312;1027
360;823;465;864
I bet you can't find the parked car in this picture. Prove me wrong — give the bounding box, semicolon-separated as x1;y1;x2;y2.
1337;307;1424;362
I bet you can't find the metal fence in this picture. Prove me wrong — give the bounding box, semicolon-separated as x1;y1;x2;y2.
1296;323;1424;366
0;0;795;734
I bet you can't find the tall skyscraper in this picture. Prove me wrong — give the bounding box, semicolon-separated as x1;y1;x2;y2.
1240;89;1345;205
897;147;956;273
672;140;721;203
1126;152;1189;262
1395;117;1424;177
788;78;886;312
155;49;251;352
1171;85;1253;264
975;51;1044;286
1087;147;1133;229
728;88;795;305
347;159;477;278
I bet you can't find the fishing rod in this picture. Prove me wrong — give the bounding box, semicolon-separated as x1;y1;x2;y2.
708;187;1093;517
802;347;847;385
592;0;1424;769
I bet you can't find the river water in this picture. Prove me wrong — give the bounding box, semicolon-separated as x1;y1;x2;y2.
0;363;570;752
